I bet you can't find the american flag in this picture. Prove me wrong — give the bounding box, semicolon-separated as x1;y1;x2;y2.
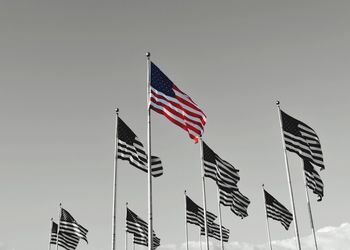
150;62;207;143
304;159;324;201
58;208;88;243
200;222;230;242
281;110;325;170
218;184;250;219
50;220;80;250
264;189;293;230
185;195;217;227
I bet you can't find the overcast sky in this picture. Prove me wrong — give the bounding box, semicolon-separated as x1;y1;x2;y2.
0;1;349;250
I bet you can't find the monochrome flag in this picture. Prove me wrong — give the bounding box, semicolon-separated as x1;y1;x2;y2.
149;62;207;143
117;117;163;177
281;110;325;170
50;221;80;250
304;159;324;201
219;184;250;218
200;222;230;242
264;190;293;230
59;208;88;243
186;195;217;227
126;208;161;249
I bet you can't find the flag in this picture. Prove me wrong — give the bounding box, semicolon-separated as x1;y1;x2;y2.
281;110;325;170
50;221;80;250
150;62;207;143
59;208;88;243
200;222;230;242
264;189;293;230
118;117;163;177
218;184;250;219
186;195;217;227
202;141;240;191
304;159;324;201
126;208;161;249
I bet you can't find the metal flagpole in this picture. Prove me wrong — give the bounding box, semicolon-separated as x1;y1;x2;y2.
184;190;189;250
112;108;119;250
262;185;273;250
216;187;224;250
146;52;153;250
49;218;53;250
125;202;128;250
199;228;203;250
56;203;62;250
276;101;302;250
199;137;210;250
301;170;319;250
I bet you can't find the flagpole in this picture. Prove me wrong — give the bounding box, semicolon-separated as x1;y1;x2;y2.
199;228;203;250
301;170;318;250
125;202;128;250
216;187;224;250
262;185;273;250
112;108;119;250
184;190;189;250
199;137;210;250
56;203;62;250
276;101;302;250
49;218;53;250
146;52;153;250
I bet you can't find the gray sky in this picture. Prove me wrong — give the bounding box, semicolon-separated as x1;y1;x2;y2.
0;1;349;250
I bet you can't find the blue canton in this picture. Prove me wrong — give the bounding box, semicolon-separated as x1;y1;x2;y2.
151;62;176;97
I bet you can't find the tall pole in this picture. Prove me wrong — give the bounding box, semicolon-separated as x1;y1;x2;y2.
56;203;62;250
184;190;189;250
301;170;318;250
199;228;203;250
276;101;302;250
146;52;153;250
216;187;224;250
125;202;128;250
262;185;273;250
199;137;210;250
49;218;53;250
112;109;119;250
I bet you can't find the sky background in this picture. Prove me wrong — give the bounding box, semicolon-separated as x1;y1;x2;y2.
0;1;349;250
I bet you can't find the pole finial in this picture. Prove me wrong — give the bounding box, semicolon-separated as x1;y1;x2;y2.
59;203;62;207
115;108;119;114
146;52;151;58
276;100;280;106
126;202;128;206
51;217;53;221
184;190;187;194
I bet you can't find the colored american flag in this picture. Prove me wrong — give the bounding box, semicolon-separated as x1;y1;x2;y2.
150;62;207;143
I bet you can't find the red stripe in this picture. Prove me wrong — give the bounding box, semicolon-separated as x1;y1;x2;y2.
150;105;200;143
150;97;203;135
151;90;206;126
172;84;206;115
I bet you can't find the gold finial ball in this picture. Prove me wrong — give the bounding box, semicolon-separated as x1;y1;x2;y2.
276;100;280;106
146;52;151;57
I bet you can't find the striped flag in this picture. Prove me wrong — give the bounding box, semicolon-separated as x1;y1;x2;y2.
202;141;240;191
50;221;80;250
118;117;163;177
200;222;230;242
186;195;217;227
264;190;293;230
218;184;250;219
126;208;161;249
281;110;325;170
59;208;88;243
304;159;324;201
150;62;207;143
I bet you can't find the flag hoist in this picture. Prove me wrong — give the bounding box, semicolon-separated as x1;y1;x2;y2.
276;101;302;250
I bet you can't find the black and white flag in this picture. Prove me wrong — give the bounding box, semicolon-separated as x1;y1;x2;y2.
50;221;80;250
186;195;217;227
59;208;88;243
264;189;293;230
202;141;240;190
304;159;324;201
117;117;163;177
281;110;325;170
126;207;161;249
200;222;230;242
219;184;250;219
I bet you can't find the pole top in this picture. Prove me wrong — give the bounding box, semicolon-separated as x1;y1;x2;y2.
51;217;53;221
59;203;62;207
115;108;119;114
126;202;128;206
276;100;280;106
184;190;187;194
262;184;265;188
146;52;151;58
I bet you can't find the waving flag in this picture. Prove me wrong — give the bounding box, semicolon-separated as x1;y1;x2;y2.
150;62;207;143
